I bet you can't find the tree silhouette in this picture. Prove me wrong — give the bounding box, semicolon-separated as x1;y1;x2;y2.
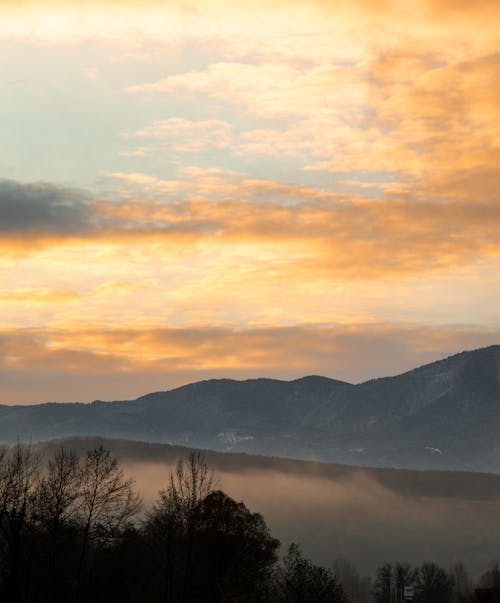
394;562;417;601
373;562;392;603
476;563;500;603
0;443;39;601
274;543;346;603
1;443;493;603
191;489;279;602
145;450;216;602
35;448;81;602
415;562;454;603
75;446;141;603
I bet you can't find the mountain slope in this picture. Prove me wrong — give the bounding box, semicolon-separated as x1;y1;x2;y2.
1;346;500;471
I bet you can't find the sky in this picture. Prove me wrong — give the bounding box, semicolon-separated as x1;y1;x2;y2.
1;0;500;403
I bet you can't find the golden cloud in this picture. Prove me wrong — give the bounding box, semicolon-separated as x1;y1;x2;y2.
125;49;499;200
2;173;500;281
2;0;499;407
0;288;80;304
1;324;499;403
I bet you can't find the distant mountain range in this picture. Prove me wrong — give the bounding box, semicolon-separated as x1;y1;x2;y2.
2;345;500;472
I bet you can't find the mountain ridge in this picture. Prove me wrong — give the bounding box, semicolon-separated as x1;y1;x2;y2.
1;344;499;472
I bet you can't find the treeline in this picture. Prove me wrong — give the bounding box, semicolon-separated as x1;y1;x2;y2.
372;560;500;603
0;443;499;603
0;444;345;602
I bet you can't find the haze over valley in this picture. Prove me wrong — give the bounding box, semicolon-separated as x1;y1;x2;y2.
34;436;500;577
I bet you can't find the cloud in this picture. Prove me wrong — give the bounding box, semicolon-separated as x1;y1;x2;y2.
125;48;500;205
121;118;232;154
3;174;500;281
126;62;367;120
92;174;500;279
0;324;499;403
0;288;80;304
3;0;498;206
2;0;499;408
0;180;90;234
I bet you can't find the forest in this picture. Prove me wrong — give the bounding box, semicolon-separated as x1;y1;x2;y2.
0;443;499;603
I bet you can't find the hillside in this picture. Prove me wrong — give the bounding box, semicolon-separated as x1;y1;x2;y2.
2;345;500;471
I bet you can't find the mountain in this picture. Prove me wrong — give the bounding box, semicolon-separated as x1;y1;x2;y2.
1;345;500;471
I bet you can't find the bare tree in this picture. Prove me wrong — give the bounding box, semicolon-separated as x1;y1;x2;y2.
75;446;141;603
37;449;81;525
167;451;216;522
275;543;346;603
35;448;82;601
373;562;392;603
415;562;454;603
0;443;39;601
146;451;216;603
394;562;417;601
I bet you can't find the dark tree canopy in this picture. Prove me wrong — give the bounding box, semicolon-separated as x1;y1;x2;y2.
415;561;454;603
0;443;493;603
373;562;392;603
142;453;279;603
190;490;279;602
274;543;346;603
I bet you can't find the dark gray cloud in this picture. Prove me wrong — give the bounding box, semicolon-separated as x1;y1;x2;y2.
0;180;90;234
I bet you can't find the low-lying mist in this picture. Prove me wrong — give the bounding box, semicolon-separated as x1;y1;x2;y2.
36;437;500;576
123;459;500;576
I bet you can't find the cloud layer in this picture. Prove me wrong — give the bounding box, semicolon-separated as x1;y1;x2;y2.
1;0;499;402
2;176;500;280
2;324;500;403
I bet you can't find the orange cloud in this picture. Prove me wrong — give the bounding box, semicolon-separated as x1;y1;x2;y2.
125;48;499;201
0;288;80;304
89;188;500;280
2;0;499;408
3;173;500;281
1;324;499;403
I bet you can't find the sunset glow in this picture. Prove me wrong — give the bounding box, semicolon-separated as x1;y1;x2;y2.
1;0;500;402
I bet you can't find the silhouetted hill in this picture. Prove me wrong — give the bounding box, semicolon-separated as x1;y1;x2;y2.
2;345;500;471
33;436;500;574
